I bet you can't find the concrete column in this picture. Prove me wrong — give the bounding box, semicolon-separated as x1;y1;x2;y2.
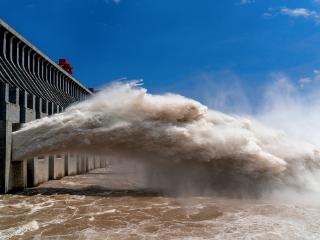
9;85;18;104
65;153;77;176
87;155;95;171
32;53;36;74
0;120;13;192
0;83;25;193
82;155;87;173
49;66;52;85
53;69;57;87
36;57;40;78
94;156;101;169
63;77;66;92
27;156;49;187
37;98;48;117
48;101;53;115
53;70;56;87
67;79;70;95
76;155;87;174
19;90;35;123
41;60;44;80
49;154;65;180
71;83;74;97
100;157;107;168
0;81;9;115
53;103;57;114
10;160;27;191
76;155;81;174
42;99;48;115
58;72;62;90
75;86;78;100
35;96;41;119
34;156;49;185
9;36;14;61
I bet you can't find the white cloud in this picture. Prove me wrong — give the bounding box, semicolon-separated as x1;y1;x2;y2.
236;0;255;5
280;7;316;18
265;7;320;24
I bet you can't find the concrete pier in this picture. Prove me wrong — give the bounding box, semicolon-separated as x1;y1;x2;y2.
27;156;49;187
49;154;65;180
87;155;95;171
0;83;25;192
34;156;49;185
80;156;87;174
76;155;86;174
10;160;27;191
94;156;101;169
66;153;77;176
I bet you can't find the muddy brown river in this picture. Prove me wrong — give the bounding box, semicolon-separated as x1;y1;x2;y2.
1;163;320;240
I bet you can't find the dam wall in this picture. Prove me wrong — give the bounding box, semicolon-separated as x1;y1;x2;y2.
0;19;105;193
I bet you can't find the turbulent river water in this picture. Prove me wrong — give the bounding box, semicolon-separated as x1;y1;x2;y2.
1;163;320;240
3;81;320;239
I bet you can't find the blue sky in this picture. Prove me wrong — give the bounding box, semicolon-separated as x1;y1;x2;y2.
1;0;320;111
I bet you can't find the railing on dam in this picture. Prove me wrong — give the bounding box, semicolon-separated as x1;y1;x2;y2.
0;19;105;193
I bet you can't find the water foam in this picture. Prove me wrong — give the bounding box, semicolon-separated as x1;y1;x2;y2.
12;81;320;195
0;220;39;239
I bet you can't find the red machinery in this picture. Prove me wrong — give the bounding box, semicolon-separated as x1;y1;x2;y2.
88;88;95;93
58;59;73;75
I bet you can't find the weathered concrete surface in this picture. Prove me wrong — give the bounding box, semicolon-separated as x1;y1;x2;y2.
81;156;87;174
0;120;12;193
27;156;51;187
9;160;27;191
87;156;95;171
34;156;49;186
0;83;25;193
77;155;85;174
49;154;65;180
66;153;77;176
55;155;65;179
19;91;36;124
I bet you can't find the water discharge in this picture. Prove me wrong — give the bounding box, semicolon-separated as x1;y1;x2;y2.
2;168;320;239
12;81;320;196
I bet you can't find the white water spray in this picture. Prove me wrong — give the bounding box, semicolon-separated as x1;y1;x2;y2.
12;81;320;195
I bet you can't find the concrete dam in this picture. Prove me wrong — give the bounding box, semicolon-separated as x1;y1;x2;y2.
0;19;106;193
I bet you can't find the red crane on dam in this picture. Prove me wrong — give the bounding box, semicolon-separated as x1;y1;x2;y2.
58;59;73;75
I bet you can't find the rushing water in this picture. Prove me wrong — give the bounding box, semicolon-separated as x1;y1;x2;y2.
1;164;320;240
11;82;320;196
4;81;320;239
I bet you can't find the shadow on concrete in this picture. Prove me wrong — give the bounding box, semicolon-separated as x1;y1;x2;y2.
17;186;161;197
